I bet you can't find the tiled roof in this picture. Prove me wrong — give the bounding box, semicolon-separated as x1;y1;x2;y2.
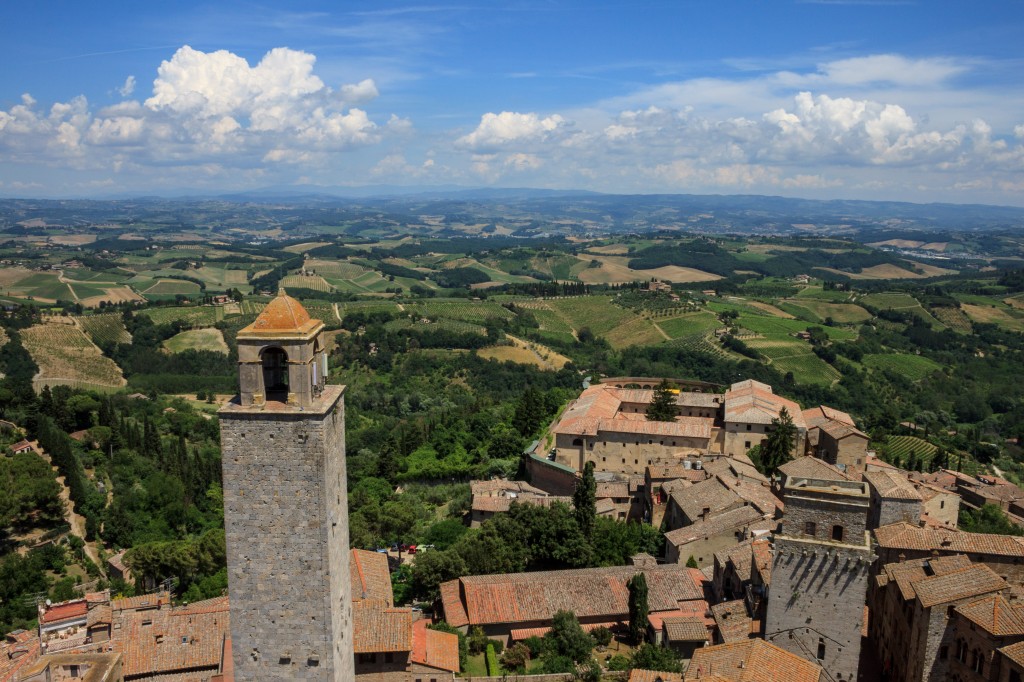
443;564;703;627
439;580;468;627
685;639;822;682
647;463;707;481
999;640;1024;667
751;539;772;586
956;595;1024;636
112;591;171;612
597;482;630;499
672;477;742;521
865;470;923;500
663;616;711;642
353;602;412;653
913;564;1007;608
819;420;868;440
112;599;229;678
472;495;571;513
665;506;765;548
471;479;549;497
39;599;88;624
239;289;318;334
88;604;112;627
874;522;1024;557
802;405;855;429
723;382;806;428
779;456;851;482
411;619;460;672
351;548;394;606
552;384;714;439
961;482;1024;503
630;670;684;682
703;456;768;484
715;540;755;582
711;600;753;643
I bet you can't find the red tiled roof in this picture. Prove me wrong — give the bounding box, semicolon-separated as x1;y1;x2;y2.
630;670;684;682
865;470;923;500
956;595;1024;636
351;548;394;606
472;495;572;514
819;420;868;440
663;616;711;642
112;591;171;612
411;619;460;672
665;506;765;548
711;600;753;643
914;564;1007;608
444;565;703;627
239;290;316;334
353;602;412;653
686;639;822;682
874;522;1024;557
112;600;229;678
39;600;88;624
1000;640;1024;667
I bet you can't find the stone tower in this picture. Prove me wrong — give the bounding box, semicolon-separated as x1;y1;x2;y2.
765;476;873;682
219;290;354;680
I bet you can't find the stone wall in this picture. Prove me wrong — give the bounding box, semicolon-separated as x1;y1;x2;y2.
220;386;354;681
766;535;872;682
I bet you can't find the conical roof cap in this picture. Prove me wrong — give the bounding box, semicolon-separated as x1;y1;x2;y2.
238;288;322;338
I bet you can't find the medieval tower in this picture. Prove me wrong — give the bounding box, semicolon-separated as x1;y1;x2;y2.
219;290;355;680
765;475;874;682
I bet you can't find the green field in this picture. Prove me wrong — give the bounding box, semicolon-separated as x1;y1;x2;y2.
887;435;938;465
163;328;229;354
655;312;720;339
144;279;202;295
79;314;132;346
863;353;942;381
736;313;857;340
745;338;842;385
407;300;515;324
781;299;872;324
142;306;219;327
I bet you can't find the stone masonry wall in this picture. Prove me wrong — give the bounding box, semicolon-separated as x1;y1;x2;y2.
219;386;354;681
766;535;872;682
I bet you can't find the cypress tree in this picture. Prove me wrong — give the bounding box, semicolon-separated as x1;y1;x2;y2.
573;461;597;539
627;572;649;644
645;380;679;422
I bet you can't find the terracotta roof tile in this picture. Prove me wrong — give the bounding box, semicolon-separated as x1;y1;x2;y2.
874;522;1024;557
819;420;868;440
352;602;412;653
665;506;765;548
999;640;1024;667
663;616;711;642
865;470;923;500
111;599;229;678
238;289;320;336
913;564;1007;608
956;595;1024;636
39;600;88;625
471;495;572;513
685;639;822;681
711;600;753;643
411;619;460;672
351;548;394;606
630;670;684;682
443;565;703;627
779;456;851;482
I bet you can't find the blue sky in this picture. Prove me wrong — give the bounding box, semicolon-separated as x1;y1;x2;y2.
1;1;1023;205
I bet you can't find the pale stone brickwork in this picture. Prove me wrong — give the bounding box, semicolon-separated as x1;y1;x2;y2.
220;386;354;680
766;477;872;682
219;292;354;681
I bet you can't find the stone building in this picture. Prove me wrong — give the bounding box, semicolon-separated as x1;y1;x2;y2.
765;476;873;682
722;380;806;458
663;505;773;567
864;469;924;530
867;554;1011;682
219;291;354;680
873;522;1024;598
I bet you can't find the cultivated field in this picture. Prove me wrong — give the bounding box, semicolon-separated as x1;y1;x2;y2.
476;335;570;371
142;306;219;327
79;314;132;346
22;322;126;391
781;299;872;324
163;328;229;354
863;353;942;381
960;303;1024;333
575;255;720;285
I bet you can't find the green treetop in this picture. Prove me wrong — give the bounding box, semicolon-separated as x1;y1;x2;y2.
645;379;679;422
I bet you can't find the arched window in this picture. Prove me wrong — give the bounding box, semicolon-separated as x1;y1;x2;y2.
572;438;583;447
261;347;289;395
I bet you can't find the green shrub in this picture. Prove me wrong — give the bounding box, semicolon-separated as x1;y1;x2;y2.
485;643;500;676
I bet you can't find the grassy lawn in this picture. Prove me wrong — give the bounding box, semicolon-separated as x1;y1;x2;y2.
656;312;720;339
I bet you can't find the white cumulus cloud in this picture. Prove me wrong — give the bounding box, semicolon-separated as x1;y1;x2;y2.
457;111;567;150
